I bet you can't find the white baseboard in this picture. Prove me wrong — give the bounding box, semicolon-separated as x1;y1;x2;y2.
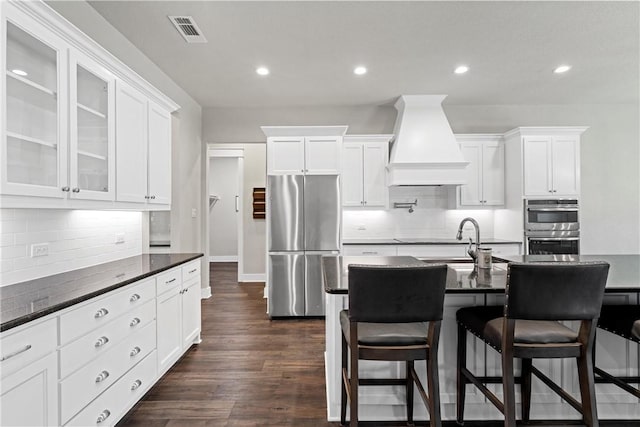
238;273;266;283
209;256;238;262
263;285;268;299
201;286;212;299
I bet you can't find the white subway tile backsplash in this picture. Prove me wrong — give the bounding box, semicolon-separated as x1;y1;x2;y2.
0;209;143;286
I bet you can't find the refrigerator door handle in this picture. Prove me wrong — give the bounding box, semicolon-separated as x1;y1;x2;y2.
235;195;239;212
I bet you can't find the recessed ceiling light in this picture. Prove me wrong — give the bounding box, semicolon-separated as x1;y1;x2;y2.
256;67;269;76
554;65;571;74
354;66;367;75
454;65;469;74
11;69;28;76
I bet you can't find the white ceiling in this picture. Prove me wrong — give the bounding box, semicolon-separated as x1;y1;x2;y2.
86;1;639;109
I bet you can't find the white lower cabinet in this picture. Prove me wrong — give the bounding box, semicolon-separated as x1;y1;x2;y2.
65;351;157;427
0;258;202;426
1;352;58;427
156;260;202;375
0;318;58;426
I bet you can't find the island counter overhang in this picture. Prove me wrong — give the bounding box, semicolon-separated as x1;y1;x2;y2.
322;255;640;423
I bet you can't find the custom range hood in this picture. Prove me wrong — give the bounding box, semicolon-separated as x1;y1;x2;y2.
387;95;468;186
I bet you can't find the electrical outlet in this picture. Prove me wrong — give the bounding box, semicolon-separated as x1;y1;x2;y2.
30;243;49;257
191;208;197;218
115;233;125;244
357;224;366;231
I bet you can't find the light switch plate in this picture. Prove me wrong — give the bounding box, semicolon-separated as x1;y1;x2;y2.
191;208;197;218
115;233;125;244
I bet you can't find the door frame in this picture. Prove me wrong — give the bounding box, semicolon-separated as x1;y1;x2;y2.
207;147;244;279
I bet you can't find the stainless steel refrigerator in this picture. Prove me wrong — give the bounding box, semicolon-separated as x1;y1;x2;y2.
267;174;341;317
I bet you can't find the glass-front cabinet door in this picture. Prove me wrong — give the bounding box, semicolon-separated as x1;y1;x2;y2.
2;8;68;198
69;51;115;200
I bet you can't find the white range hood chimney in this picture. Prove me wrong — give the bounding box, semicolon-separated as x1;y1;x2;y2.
387;95;468;186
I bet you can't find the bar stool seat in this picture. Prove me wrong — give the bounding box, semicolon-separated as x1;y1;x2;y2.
456;262;610;427
595;304;640;398
340;263;448;427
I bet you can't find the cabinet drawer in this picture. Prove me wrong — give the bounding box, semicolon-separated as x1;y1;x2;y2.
59;278;155;345
64;351;157;427
60;299;155;378
396;245;464;257
342;245;397;256
60;320;156;423
0;318;57;378
156;267;181;296
182;260;200;283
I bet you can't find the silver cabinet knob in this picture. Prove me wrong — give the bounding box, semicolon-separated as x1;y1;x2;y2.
94;308;109;318
96;410;111;424
94;336;109;348
130;346;141;357
62;186;70;192
130;317;141;327
151;195;156;200
131;379;142;391
130;293;141;302
95;370;110;383
72;187;80;193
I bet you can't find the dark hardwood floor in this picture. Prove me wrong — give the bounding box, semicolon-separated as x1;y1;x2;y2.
117;262;636;427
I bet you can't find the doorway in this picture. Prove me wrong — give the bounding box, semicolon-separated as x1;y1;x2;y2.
207;149;244;277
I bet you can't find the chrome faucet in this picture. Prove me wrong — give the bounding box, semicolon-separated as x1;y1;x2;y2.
456;217;481;264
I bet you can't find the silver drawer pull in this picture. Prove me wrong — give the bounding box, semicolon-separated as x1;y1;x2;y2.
130;293;141;302
130;346;141;357
96;409;111;424
131;379;142;391
94;308;109;318
95;370;110;383
0;344;32;362
362;251;378;255
94;336;109;348
166;278;176;284
188;268;197;274
130;317;141;327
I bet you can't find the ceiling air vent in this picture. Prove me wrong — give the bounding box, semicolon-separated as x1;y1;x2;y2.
168;16;207;43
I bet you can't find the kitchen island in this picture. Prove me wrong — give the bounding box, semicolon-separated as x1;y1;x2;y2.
323;255;640;423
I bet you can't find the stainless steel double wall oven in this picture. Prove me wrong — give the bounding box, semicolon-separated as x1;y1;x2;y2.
525;199;580;255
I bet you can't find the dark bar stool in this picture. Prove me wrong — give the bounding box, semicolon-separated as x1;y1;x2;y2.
595;304;640;398
340;264;448;427
456;261;610;427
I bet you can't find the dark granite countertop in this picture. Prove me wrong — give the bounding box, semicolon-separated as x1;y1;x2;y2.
324;255;640;295
342;238;522;245
0;253;203;332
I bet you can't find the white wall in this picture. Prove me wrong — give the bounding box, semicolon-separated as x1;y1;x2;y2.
0;210;142;286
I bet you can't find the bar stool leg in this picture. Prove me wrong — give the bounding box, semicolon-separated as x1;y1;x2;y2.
577;352;599;427
341;334;348;426
406;361;415;426
456;323;467;425
502;321;517;427
427;345;442;427
521;358;532;422
350;328;359;427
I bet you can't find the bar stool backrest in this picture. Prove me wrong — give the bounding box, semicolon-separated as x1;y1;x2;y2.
347;264;448;323
505;262;610;321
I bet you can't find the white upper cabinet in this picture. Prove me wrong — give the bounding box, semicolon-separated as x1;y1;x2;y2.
116;82;172;206
523;134;580;197
116;81;148;203
1;1;178;209
267;136;341;175
147;101;172;205
266;137;305;174
457;135;504;207
69;50;115;201
263;126;347;176
341;135;391;207
2;7;68;198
